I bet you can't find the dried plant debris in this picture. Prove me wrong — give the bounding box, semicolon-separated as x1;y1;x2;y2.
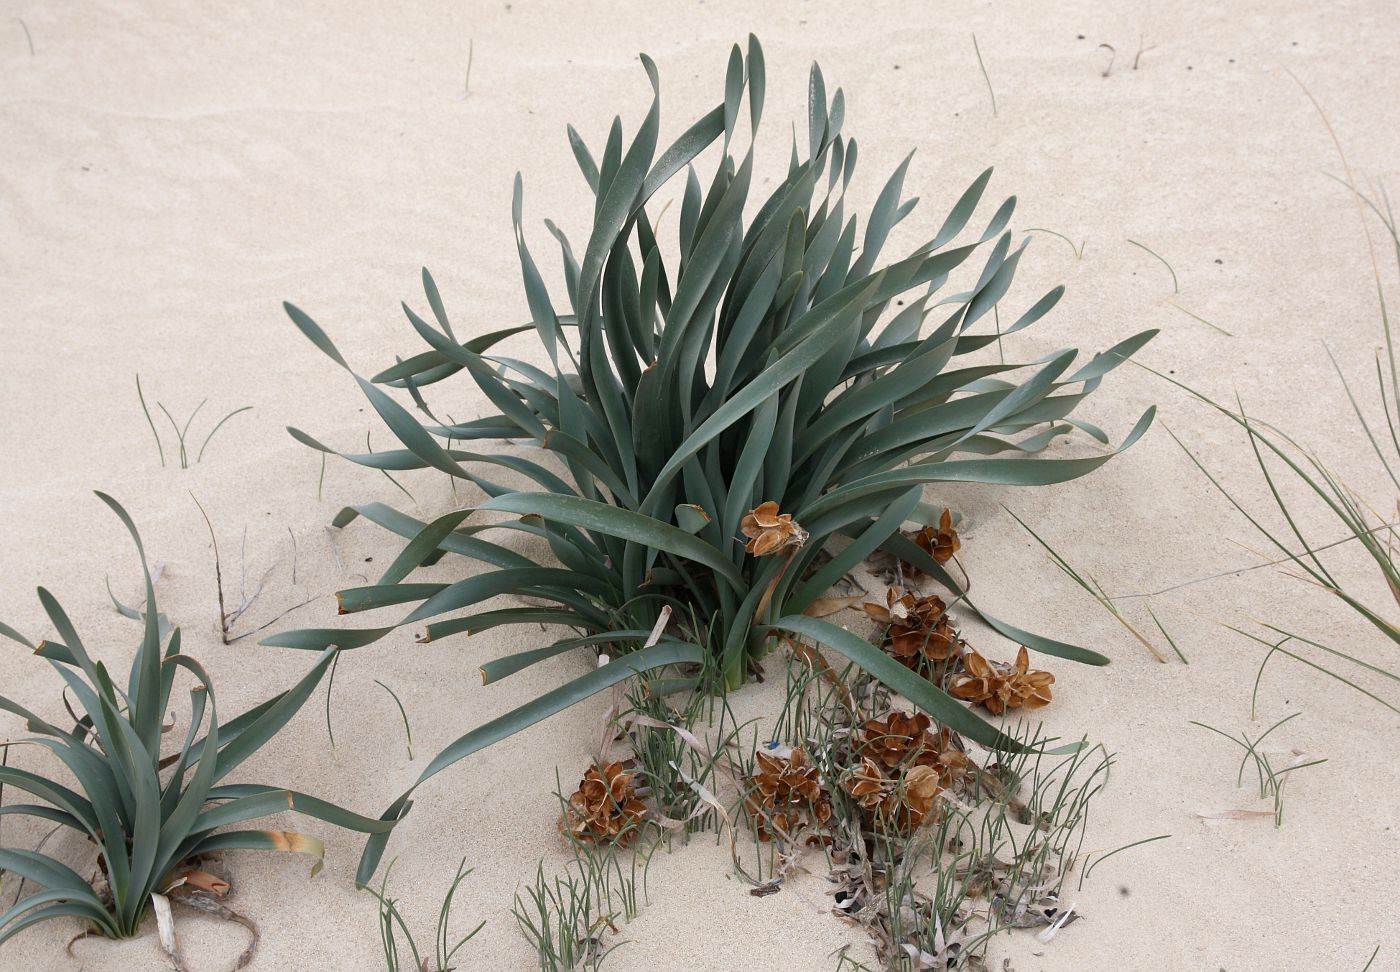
860;580;1057;719
950;647;1055;716
517;512;1099;971
863;589;961;679
560;761;649;846
846;760;944;833
741;501;810;556
823;723;1110;969
746;747;834;843
860;712;971;791
907;509;962;567
759;607;1114;970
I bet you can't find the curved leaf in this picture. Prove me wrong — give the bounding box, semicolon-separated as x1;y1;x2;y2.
356;639;704;884
767;616;1028;752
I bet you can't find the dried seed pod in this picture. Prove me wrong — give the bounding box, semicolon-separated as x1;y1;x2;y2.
845;759;944;833
927;728;971;789
861;709;940;769
746;747;832;841
864;587;959;677
846;756;895;812
885;764;943;831
559;760;648;845
740;501;809;556
861;586;918;625
910;508;961;564
950;646;1055;715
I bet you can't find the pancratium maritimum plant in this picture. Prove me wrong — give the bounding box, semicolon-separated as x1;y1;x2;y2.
269;36;1155;882
0;495;393;950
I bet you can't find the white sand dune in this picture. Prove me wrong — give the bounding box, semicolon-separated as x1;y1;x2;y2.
3;2;1399;969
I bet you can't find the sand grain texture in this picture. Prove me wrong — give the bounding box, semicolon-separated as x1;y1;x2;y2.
3;1;1399;970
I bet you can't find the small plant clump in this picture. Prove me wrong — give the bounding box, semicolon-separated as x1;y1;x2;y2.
768;655;1114;971
135;373;252;470
1191;713;1326;827
724;518;1144;969
366;859;484;972
517;778;663;972
0;495;394;963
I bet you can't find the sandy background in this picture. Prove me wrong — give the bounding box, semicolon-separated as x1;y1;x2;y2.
4;1;1400;969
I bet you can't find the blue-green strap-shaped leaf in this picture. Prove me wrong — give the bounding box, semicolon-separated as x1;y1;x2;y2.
674;503;713;534
420;267;455;340
154;657;219;879
0;895;119;946
1068;329;1159;383
788;486;922;613
746;34;765;130
930;167;993;249
257;624;386;652
645;275;882;512
640;103;726;204
332;503;537;570
881;530;1110;666
811;407;1156;516
182;830;327;876
0;763;99;833
578;55;661;329
0;692;66;737
372;322;538;386
850;151;915;279
478;493;744;590
0;619;34;649
159;668;208;816
417;607;585;642
334;582;452;615
285;301;543;472
723;43;744;142
191;785;398;834
798;322;962;460
270;564;612;652
0;887;118;944
1003;285;1064;337
34;589;102;702
0;804;86;831
479;630;679;685
567;123;601;192
405;566;612;625
513;175;564;368
720;393;778;546
356;639;704;885
945;348;1077;451
96;698;160;925
2;903;121;947
213;646;338;781
376;510;475;585
0;848;108;901
807;61;827;160
766;616;1028;751
965;237;1027;327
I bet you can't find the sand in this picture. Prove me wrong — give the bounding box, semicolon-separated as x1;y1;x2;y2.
3;1;1400;969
